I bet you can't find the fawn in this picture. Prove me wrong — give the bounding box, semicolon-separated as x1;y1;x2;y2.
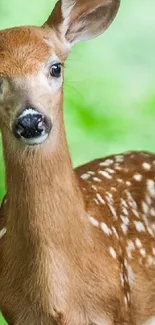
0;0;155;324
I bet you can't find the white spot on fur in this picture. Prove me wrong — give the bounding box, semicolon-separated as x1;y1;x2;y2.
88;216;99;228
147;180;155;198
120;273;124;287
126;191;139;218
101;223;112;235
140;248;146;257
134;221;145;232
147;226;154;237
112;227;119;239
133;174;143;181
93;177;101;182
109;206;117;219
99;159;113;167
0;227;7;239
143;162;151;171
150;208;155;217
146;194;152;205
151;224;155;232
115;155;124;163
121;199;128;216
127;247;133;259
124;296;128;306
121;223;128;235
127;250;132;259
115;165;122;171
135;238;142;248
121;199;128;208
147;256;154;265
106;193;117;220
98;170;112;179
127;240;135;251
87;171;95;175
107;192;113;199
92;185;97;191
109;247;117;259
126;181;131;186
124;259;128;269
142;214;153;236
80;173;90;180
106;168;115;174
126;292;131;303
117;178;123;184
96;193;105;205
142;202;149;214
126;191;137;209
120;215;129;225
93;198;100;205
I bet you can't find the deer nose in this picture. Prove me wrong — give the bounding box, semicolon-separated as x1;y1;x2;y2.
13;108;52;145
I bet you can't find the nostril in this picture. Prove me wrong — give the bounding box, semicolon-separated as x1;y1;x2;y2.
37;120;46;132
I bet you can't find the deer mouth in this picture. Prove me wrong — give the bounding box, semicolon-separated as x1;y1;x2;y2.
12;108;52;145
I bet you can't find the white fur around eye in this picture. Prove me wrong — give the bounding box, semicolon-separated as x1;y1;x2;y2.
49;72;63;92
38;68;63;94
38;54;64;93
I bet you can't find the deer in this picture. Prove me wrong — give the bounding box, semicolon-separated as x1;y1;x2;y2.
0;0;155;324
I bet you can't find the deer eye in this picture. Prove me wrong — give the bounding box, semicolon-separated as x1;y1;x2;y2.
50;63;62;78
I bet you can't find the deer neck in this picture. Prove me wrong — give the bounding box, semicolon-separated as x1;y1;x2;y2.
1;116;93;315
2;115;89;257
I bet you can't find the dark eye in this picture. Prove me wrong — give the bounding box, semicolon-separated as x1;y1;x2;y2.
50;63;62;78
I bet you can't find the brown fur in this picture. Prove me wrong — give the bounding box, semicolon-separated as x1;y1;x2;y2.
0;1;154;325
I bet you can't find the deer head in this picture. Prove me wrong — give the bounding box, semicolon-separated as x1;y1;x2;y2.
0;0;120;150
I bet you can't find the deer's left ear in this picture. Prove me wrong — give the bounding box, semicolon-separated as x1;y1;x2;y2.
44;0;120;46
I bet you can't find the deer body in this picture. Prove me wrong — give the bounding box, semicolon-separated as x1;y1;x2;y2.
1;148;155;325
0;0;155;324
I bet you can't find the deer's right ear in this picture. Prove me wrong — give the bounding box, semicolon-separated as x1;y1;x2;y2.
44;0;120;47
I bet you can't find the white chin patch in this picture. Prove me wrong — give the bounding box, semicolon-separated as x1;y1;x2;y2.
21;132;48;145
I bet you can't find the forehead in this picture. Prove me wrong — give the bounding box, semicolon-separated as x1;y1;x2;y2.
0;26;62;76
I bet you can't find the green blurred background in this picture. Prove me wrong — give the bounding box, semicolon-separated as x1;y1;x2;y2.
0;0;155;323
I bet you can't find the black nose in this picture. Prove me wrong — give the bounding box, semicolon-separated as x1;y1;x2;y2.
13;108;51;141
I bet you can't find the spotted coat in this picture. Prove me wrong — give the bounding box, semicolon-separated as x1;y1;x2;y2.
1;151;155;324
76;151;155;324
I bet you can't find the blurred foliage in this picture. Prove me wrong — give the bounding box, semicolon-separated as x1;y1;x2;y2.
0;0;155;323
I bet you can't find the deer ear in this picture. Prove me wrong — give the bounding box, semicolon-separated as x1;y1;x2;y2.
44;0;120;46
